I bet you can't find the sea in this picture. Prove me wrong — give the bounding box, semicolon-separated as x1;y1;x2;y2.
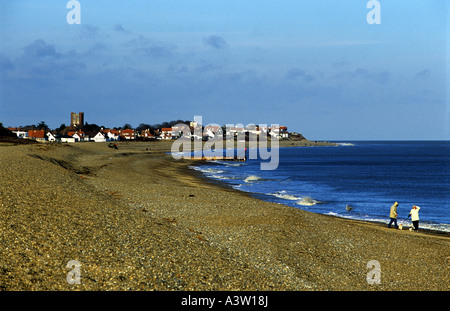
188;141;450;232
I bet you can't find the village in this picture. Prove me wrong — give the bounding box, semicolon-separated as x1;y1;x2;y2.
5;112;298;143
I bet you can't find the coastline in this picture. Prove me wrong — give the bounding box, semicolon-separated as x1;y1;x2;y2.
0;141;448;290
190;151;450;237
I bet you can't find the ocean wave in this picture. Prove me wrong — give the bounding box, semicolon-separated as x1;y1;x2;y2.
208;160;245;167
296;197;321;206
244;175;263;183
210;174;231;180
189;166;225;174
337;143;355;146
269;190;302;201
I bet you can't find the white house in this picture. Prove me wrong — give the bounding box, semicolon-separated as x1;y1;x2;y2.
46;132;57;142
203;125;222;140
12;130;29;139
269;126;289;139
72;133;82;142
106;131;119;141
60;135;75;143
93;132;107;142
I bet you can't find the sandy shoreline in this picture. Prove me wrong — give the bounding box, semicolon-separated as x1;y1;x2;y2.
0;140;448;291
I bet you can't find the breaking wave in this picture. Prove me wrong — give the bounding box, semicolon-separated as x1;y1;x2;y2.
244;175;263;183
269;190;301;201
296;197;321;206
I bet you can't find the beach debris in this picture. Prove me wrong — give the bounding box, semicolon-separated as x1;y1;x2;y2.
163;218;177;225
346;204;353;212
108;143;118;149
109;191;123;199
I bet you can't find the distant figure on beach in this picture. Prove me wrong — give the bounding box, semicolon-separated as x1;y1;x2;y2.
408;205;420;231
388;202;399;229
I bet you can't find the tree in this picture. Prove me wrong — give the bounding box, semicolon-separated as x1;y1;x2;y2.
57;123;67;134
123;123;133;130
136;123;152;132
36;121;49;131
84;122;101;133
0;123;15;137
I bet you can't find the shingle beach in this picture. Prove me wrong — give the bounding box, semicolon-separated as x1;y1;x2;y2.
0;141;448;290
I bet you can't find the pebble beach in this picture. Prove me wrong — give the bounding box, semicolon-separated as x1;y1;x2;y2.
0;141;448;291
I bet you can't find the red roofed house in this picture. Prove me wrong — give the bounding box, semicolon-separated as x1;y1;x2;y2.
28;130;46;141
120;129;135;140
141;129;156;139
102;129;119;141
160;128;173;140
68;130;85;142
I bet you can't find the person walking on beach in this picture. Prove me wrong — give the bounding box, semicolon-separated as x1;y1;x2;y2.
388;202;399;229
408;205;421;231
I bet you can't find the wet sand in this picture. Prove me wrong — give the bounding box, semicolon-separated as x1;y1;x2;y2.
0;140;448;290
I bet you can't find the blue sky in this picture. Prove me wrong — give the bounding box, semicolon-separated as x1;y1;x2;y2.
0;0;448;140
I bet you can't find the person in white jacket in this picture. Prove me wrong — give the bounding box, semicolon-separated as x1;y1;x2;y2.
408;205;420;231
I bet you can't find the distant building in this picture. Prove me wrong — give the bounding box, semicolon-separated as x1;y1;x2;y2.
70;112;84;128
93;132;107;142
8;127;29;139
103;129;119;141
269;126;289;139
28;130;46;141
46;132;57;142
120;129;135;140
140;129;156;140
60;135;76;143
159;128;173;140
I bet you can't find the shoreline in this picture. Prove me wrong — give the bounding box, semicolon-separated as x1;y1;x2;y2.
190;157;450;238
1;141;448;290
187;142;449;236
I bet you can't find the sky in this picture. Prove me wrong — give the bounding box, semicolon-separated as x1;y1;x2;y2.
0;0;448;140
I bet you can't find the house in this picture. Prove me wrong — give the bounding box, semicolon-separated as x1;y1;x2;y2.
102;129;119;141
226;126;245;142
106;131;119;141
60;135;76;143
270;126;289;139
72;133;82;142
203;125;221;140
159;128;173;140
28;130;46;141
120;129;135;140
140;129;156;140
246;125;262;137
68;130;85;142
171;125;191;139
46;132;57;142
93;132;107;142
8;127;29;139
